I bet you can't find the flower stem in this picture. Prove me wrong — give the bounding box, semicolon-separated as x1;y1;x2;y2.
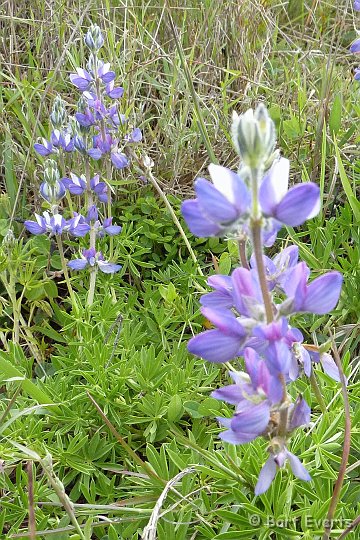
251;220;273;324
56;236;76;304
237;238;250;269
87;268;97;306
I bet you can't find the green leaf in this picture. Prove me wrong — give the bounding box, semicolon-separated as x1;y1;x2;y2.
167;394;184;422
329;94;342;135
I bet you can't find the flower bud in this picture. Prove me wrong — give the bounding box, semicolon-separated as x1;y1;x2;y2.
40;180;66;205
43;159;60;185
231;104;276;168
84;24;104;52
50;95;67;129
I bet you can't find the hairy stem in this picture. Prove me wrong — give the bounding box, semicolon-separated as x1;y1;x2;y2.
237;238;250;269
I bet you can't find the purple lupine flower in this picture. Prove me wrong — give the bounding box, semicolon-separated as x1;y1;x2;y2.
281;262;343;315
90;174;108;203
88;147;103;160
40;179;66;204
200;275;233;309
126;128;142;143
355;0;360;11
217;401;271;444
350;38;360;54
111;151;129;169
97;61;116;84
75;109;96;127
259;158;320;227
255;448;311;495
94;133;113;154
25;212;68;236
181;164;251;237
34;138;55;157
188;307;248;363
307;349;343;383
62;173;87;195
250;245;299;291
212;348;283;408
288;396;311;430
50;130;74;152
68;247;121;273
67;215;91;237
70;68;93;91
106;81;124;99
101;217;122;236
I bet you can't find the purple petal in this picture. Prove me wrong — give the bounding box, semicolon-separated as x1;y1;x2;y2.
218;429;259;444
211;384;244;405
320;353;342;383
69;223;91;237
259;158;289;215
231;401;270;435
107;86;124;99
111;152;129;169
104;225;122;236
286;451;311;481
34;143;53;156
187;329;242;363
273;183;320;226
201;307;246;338
302;272;342;314
289;396;311;430
69;75;91;90
101;71;116;83
208;164;250;214
181;199;221;237
97;261;122;274
68;258;88;270
68;184;86;195
24;220;45;235
195;178;238;222
255;457;277;495
266;341;291;374
88;148;103;160
200;291;233;309
350;38;360;53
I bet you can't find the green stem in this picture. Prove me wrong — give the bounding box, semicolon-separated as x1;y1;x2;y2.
310;369;327;414
40;456;86;540
59;152;73;215
146;168;203;276
87;268;97;307
56;236;76;304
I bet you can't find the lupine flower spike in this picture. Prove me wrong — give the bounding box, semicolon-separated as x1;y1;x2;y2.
182;103;342;494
